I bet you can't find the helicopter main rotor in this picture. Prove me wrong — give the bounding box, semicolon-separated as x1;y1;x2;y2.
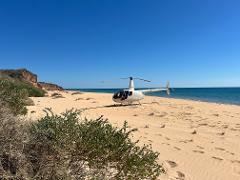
120;77;151;82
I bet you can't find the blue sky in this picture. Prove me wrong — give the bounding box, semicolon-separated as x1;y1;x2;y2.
0;0;240;88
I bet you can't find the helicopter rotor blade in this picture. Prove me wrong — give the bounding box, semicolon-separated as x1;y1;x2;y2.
134;78;151;82
111;77;151;83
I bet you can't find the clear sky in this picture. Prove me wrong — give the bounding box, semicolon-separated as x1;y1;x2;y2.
1;0;240;88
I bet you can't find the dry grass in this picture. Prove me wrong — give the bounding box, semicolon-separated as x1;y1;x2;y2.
0;102;30;179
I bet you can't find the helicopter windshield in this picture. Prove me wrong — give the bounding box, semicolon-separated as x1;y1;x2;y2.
113;90;132;100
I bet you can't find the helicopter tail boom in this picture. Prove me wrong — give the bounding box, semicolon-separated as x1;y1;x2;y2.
140;82;170;95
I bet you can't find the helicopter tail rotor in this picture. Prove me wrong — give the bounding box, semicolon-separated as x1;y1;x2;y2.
166;81;170;95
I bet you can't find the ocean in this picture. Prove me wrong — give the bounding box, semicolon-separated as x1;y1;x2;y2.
68;88;240;106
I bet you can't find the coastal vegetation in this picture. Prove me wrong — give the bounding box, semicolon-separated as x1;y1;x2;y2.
0;74;164;179
0;69;47;114
0;79;46;115
0;79;29;115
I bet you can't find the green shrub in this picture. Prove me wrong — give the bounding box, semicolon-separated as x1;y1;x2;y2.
17;83;45;97
0;107;164;179
0;78;45;98
0;79;46;115
0;80;28;115
26;109;164;179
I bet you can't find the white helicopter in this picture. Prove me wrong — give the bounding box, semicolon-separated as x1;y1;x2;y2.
112;77;170;105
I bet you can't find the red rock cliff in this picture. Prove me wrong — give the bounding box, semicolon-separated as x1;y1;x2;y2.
0;68;63;91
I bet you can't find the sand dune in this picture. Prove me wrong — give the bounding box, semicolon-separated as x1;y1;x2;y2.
28;91;240;180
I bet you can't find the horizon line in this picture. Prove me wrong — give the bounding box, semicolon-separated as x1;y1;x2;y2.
65;86;240;90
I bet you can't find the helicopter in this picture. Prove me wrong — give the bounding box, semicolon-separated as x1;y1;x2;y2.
112;77;170;105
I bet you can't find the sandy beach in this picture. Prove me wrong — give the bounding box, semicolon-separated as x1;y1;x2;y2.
27;91;240;180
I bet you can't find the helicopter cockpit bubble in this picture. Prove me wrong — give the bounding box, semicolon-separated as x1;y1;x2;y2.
113;90;124;99
113;90;132;100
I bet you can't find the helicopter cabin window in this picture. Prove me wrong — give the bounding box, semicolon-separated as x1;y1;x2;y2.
122;91;128;100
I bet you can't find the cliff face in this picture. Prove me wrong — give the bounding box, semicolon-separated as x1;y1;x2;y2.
39;82;64;91
0;68;63;91
0;69;37;84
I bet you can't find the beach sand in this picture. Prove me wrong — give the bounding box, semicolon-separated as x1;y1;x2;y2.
27;91;240;180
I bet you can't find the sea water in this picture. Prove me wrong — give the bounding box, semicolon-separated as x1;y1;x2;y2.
69;88;240;106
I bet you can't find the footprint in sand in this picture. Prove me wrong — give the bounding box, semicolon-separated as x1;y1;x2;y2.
160;124;166;128
157;112;168;117
179;139;193;143
235;126;240;130
183;112;192;116
198;123;208;126
166;160;178;168
196;145;204;150
144;125;150;128
176;171;185;179
217;132;225;136
193;150;205;154
162;143;170;146
71;92;83;95
208;124;216;128
174;146;181;151
215;147;225;151
133;114;138;117
231;160;240;164
212;156;223;161
75;98;84;101
191;130;197;135
179;140;188;144
148;112;155;116
221;125;229;129
186;118;192;122
165;137;171;140
86;98;94;100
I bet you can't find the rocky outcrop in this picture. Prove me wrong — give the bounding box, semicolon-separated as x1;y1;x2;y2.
0;68;63;91
0;69;37;84
39;82;64;91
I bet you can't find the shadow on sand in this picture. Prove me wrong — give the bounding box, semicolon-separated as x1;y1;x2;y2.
82;102;154;111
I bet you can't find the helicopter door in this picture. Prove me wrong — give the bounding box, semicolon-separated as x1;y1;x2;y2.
121;91;129;100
